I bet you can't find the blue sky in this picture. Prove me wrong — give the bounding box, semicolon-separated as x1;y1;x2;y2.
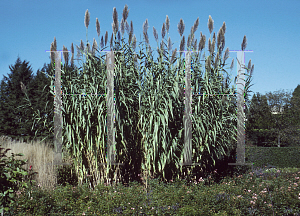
1;0;300;110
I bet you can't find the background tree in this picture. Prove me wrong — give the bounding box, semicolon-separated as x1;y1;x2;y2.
16;46;81;148
245;92;275;147
0;55;79;146
264;89;300;147
277;86;300;147
285;85;300;129
0;56;36;141
18;62;56;145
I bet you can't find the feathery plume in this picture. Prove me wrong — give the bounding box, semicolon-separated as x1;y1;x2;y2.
193;17;199;33
132;35;137;50
76;40;84;59
110;32;114;49
80;40;85;52
206;56;211;71
105;31;108;46
167;37;172;52
247;59;252;73
143;31;149;44
189;26;195;45
84;9;90;29
212;33;216;53
53;37;57;50
128;30;133;45
165;15;170;33
221;21;226;34
96;18;100;37
217;28;224;52
187;35;191;48
153;26;158;42
92;38;98;56
230;58;234;70
241;35;247;51
208;15;214;34
122;4;129;21
223;47;229;63
129;20;134;35
50;42;55;63
50;37;57;63
117;31;121;42
193;39;197;51
198;32;206;52
159;40;164;55
20;81;26;94
170;48;177;64
148;45;152;55
208;38;212;55
214;52;219;68
143;19;149;35
177;18;185;37
128;21;133;45
179;35;185;53
250;65;254;77
161;23;166;39
100;36;104;48
120;18;125;36
112;7;119;35
71;43;74;66
71;43;74;55
63;45;69;64
125;20;130;35
143;19;149;44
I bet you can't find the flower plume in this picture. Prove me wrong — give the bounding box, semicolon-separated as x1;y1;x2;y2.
241;35;247;51
208;15;214;34
96;18;100;37
84;9;90;28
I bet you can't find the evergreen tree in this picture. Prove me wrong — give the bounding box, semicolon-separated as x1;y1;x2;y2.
277;85;300;146
286;85;300;128
18;62;57;144
0;56;36;141
0;56;63;144
245;92;275;147
16;52;81;146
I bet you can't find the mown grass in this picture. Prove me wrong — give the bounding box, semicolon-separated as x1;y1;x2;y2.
2;135;300;215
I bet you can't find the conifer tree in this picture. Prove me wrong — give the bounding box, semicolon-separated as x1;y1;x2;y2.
245;92;275;146
0;56;36;141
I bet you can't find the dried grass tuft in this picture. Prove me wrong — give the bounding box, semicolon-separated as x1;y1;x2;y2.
153;26;158;43
165;15;170;33
161;23;166;39
177;18;185;37
96;18;100;37
84;9;90;29
112;7;119;35
208;15;214;34
241;35;247;51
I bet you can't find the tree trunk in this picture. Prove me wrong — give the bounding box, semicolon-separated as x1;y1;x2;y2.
277;133;281;147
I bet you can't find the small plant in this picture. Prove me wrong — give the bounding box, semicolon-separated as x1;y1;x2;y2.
0;144;37;214
263;168;279;174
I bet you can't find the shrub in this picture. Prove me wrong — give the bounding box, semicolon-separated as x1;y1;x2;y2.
0;144;37;214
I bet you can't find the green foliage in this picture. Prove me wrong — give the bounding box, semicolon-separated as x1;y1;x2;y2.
0;57;56;145
0;144;37;214
16;5;255;192
246;89;300;148
6;166;300;215
245;93;275;146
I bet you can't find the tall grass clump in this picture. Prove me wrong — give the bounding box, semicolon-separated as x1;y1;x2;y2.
17;5;255;194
